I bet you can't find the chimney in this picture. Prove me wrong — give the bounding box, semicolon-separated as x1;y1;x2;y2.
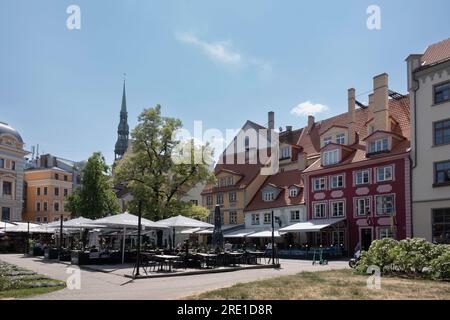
286;126;292;132
372;73;389;132
348;88;356;145
268;111;275;130
307;115;315;132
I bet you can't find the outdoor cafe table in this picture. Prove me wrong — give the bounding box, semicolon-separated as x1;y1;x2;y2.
245;251;265;264
196;253;218;268
225;252;243;266
153;254;179;272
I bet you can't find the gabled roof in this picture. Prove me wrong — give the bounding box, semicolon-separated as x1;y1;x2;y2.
421;37;450;67
245;170;304;211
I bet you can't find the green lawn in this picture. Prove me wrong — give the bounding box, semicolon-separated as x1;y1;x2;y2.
0;260;66;299
190;269;450;300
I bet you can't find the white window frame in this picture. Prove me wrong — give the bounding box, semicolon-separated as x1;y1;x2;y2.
336;133;346;145
330;174;344;189
251;213;260;225
313;177;327;191
263;213;271;224
355;197;371;217
323;136;332;146
263;192;275;201
216;194;224;205
229;192;237;203
313;202;327;219
379;227;394;239
289;188;298;197
229;211;237;224
375;194;395;216
290;210;300;222
376;165;393;182
281;146;291;159
322;149;340;166
369;137;389;153
206;195;213;206
330;200;345;218
355;170;370;185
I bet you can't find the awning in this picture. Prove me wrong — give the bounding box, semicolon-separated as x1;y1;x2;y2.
279;218;346;233
223;229;257;238
157;215;214;229
246;230;282;238
180;227;203;234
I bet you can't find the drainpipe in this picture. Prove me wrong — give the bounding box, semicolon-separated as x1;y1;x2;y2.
409;69;420;238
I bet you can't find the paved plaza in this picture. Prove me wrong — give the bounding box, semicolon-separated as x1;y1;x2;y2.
0;254;349;300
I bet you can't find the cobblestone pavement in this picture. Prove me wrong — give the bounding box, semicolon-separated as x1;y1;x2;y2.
0;254;349;300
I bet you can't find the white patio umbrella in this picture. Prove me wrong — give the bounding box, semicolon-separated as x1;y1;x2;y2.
1;221;16;230
91;212;168;263
4;222;55;234
157;215;214;249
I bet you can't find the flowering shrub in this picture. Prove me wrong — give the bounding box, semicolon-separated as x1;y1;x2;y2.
356;238;398;274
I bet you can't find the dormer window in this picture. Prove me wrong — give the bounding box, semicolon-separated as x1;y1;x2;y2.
369;138;389;154
323;136;332;146
336;133;346;145
322;149;339;166
289;188;298;197
227;176;234;186
263;192;275;201
281;146;291;159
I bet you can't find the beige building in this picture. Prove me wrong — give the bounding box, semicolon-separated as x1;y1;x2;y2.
24;167;73;223
0;122;28;222
407;37;450;243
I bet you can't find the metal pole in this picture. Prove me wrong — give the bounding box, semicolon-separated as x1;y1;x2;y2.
271;210;275;266
26;221;30;254
172;227;176;251
59;214;63;259
134;200;143;277
122;227;126;264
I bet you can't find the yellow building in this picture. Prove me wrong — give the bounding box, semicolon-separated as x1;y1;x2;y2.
24;168;73;223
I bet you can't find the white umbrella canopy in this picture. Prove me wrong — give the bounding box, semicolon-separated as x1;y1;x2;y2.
91;212;168;229
157;215;213;229
5;223;55;234
46;217;106;229
0;221;17;229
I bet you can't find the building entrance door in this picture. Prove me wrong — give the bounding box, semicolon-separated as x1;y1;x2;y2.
360;228;373;251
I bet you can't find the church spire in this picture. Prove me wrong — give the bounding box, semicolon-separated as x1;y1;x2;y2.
114;77;129;160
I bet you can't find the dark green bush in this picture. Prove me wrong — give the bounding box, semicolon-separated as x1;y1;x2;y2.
356;238;398;274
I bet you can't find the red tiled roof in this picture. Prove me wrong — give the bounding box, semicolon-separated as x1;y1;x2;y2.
244;170;304;211
421;37;450;66
301;96;410;173
201;163;263;195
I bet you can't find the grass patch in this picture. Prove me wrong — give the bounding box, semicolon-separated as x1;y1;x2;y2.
0;260;65;299
189;269;450;300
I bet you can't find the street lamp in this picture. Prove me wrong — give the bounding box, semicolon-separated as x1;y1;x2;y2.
134;200;143;278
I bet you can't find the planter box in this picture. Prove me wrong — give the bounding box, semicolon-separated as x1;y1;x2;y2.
71;251;90;265
44;248;59;260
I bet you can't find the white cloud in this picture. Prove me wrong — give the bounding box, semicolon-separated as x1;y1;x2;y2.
175;32;241;65
290;101;330;116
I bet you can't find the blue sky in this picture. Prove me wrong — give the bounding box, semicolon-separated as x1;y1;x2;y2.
1;0;449;164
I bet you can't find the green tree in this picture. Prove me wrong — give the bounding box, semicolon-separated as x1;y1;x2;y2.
114;105;215;220
66;152;119;218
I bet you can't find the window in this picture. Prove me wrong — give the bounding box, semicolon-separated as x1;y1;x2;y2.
0;159;4;168
290;210;300;222
263;192;275;201
336;133;346;145
43;202;48;212
216;194;224;205
229;192;237;203
434;82;450;104
356;198;371;216
219;178;226;187
11;161;15;171
323;136;332;146
434;119;450;146
54;202;60;212
64;175;68;182
331;175;344;189
435;161;450;185
313;177;326;191
44;187;48;196
376;166;393;182
36;217;41;223
36;202;41;212
37;187;41;196
289;188;298;197
64;189;68;197
43;217;48;223
190;200;198;206
1;207;11;221
206;195;213;206
229;211;237;224
379;228;394;239
332;230;345;247
281;147;291;159
2;181;12;195
314;203;326;218
355;170;370;185
369;138;389;154
264;213;271;224
323;149;339;166
331;201;345;217
376;195;395;216
55;174;59;180
251;214;260;225
226;176;234;186
432;208;450;244
54;187;59;196
54;217;60;222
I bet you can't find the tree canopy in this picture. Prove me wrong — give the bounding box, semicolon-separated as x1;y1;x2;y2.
114;105;215;220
